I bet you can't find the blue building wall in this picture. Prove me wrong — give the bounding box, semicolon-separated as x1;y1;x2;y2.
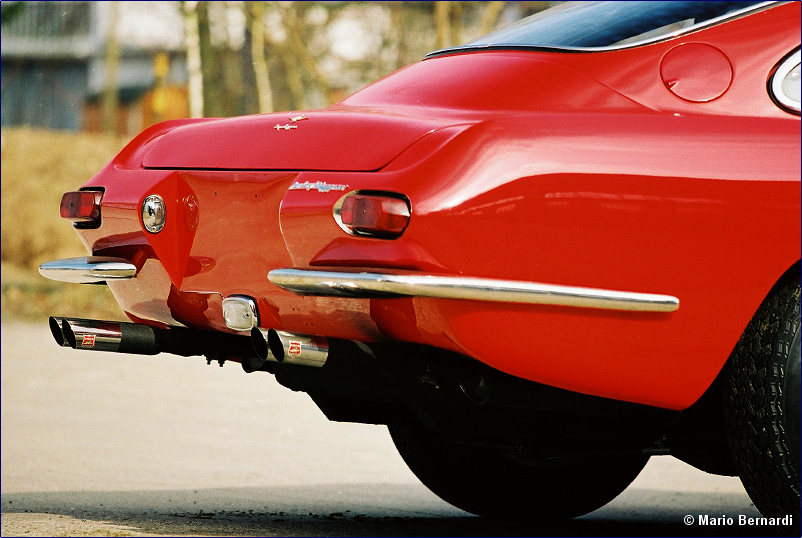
2;60;88;130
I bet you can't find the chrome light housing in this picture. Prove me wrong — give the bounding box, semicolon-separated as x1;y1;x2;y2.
771;48;801;113
222;295;260;332
142;195;166;233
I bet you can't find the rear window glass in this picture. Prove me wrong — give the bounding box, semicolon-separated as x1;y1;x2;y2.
431;1;770;55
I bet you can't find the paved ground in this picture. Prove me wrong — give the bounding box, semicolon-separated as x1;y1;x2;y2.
2;320;798;536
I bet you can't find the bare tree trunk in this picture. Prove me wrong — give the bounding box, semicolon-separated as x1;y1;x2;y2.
197;2;222;116
390;1;409;70
434;2;451;49
281;3;332;106
280;40;306;110
151;51;170;124
249;1;272;113
277;4;306;109
220;48;243;116
479;1;507;34
102;1;120;133
183;1;204;117
450;2;463;47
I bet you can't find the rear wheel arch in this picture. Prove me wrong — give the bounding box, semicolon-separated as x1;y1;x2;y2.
716;258;800;381
669;259;801;476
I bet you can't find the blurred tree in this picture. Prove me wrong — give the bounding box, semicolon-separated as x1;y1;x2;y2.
480;1;507;34
0;1;25;24
276;2;308;110
249;1;273;113
435;2;451;49
435;1;508;49
196;2;218;115
285;2;331;104
176;1;551;118
182;1;204;117
187;2;255;117
102;1;120;134
450;1;463;46
151;51;171;123
389;2;409;70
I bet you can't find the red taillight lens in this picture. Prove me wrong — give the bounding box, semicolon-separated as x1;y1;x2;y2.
60;190;102;225
338;193;410;238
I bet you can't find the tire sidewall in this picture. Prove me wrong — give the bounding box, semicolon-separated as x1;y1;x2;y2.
725;279;801;518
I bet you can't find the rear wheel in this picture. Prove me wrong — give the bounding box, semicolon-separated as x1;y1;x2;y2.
388;421;648;520
725;278;801;518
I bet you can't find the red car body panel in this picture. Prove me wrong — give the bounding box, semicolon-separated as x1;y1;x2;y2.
75;2;799;411
141;111;450;171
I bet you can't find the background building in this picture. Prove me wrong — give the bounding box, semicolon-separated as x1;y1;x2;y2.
2;1;555;134
1;1;187;134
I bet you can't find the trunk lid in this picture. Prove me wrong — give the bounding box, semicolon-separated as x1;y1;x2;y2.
142;109;448;172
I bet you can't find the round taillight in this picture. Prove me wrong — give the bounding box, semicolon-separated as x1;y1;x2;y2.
142;195;166;233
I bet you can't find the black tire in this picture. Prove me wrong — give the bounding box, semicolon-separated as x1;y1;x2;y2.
388;422;648;520
725;277;801;518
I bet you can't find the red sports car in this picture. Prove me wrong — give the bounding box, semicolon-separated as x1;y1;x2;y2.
41;1;800;520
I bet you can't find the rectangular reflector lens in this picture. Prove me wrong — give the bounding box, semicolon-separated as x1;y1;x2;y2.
60;191;101;223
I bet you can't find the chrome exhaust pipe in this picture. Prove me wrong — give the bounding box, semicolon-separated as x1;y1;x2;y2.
269;330;329;367
56;317;257;360
61;318;158;354
251;328;328;368
49;316;70;347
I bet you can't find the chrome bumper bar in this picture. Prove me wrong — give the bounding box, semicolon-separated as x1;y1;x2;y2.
38;257;137;284
268;268;679;313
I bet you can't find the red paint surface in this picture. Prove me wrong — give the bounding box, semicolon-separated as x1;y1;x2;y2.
141;111;447;172
74;3;800;410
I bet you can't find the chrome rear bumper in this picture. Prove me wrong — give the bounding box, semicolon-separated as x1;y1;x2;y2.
37;257;679;313
268;268;679;313
38;257;137;284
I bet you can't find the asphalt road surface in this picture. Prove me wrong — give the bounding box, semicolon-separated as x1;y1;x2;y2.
2;320;798;536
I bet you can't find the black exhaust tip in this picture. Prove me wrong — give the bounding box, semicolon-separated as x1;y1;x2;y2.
48;317;66;347
61;319;78;349
267;329;286;362
251;327;270;361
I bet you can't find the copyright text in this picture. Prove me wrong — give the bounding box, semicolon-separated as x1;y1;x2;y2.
684;514;794;526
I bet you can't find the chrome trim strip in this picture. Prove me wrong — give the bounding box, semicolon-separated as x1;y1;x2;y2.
771;48;801;113
268;269;679;313
38;257;137;284
332;191;355;236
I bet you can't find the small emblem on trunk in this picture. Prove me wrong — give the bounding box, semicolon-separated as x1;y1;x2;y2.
275;115;308;130
289;181;348;193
